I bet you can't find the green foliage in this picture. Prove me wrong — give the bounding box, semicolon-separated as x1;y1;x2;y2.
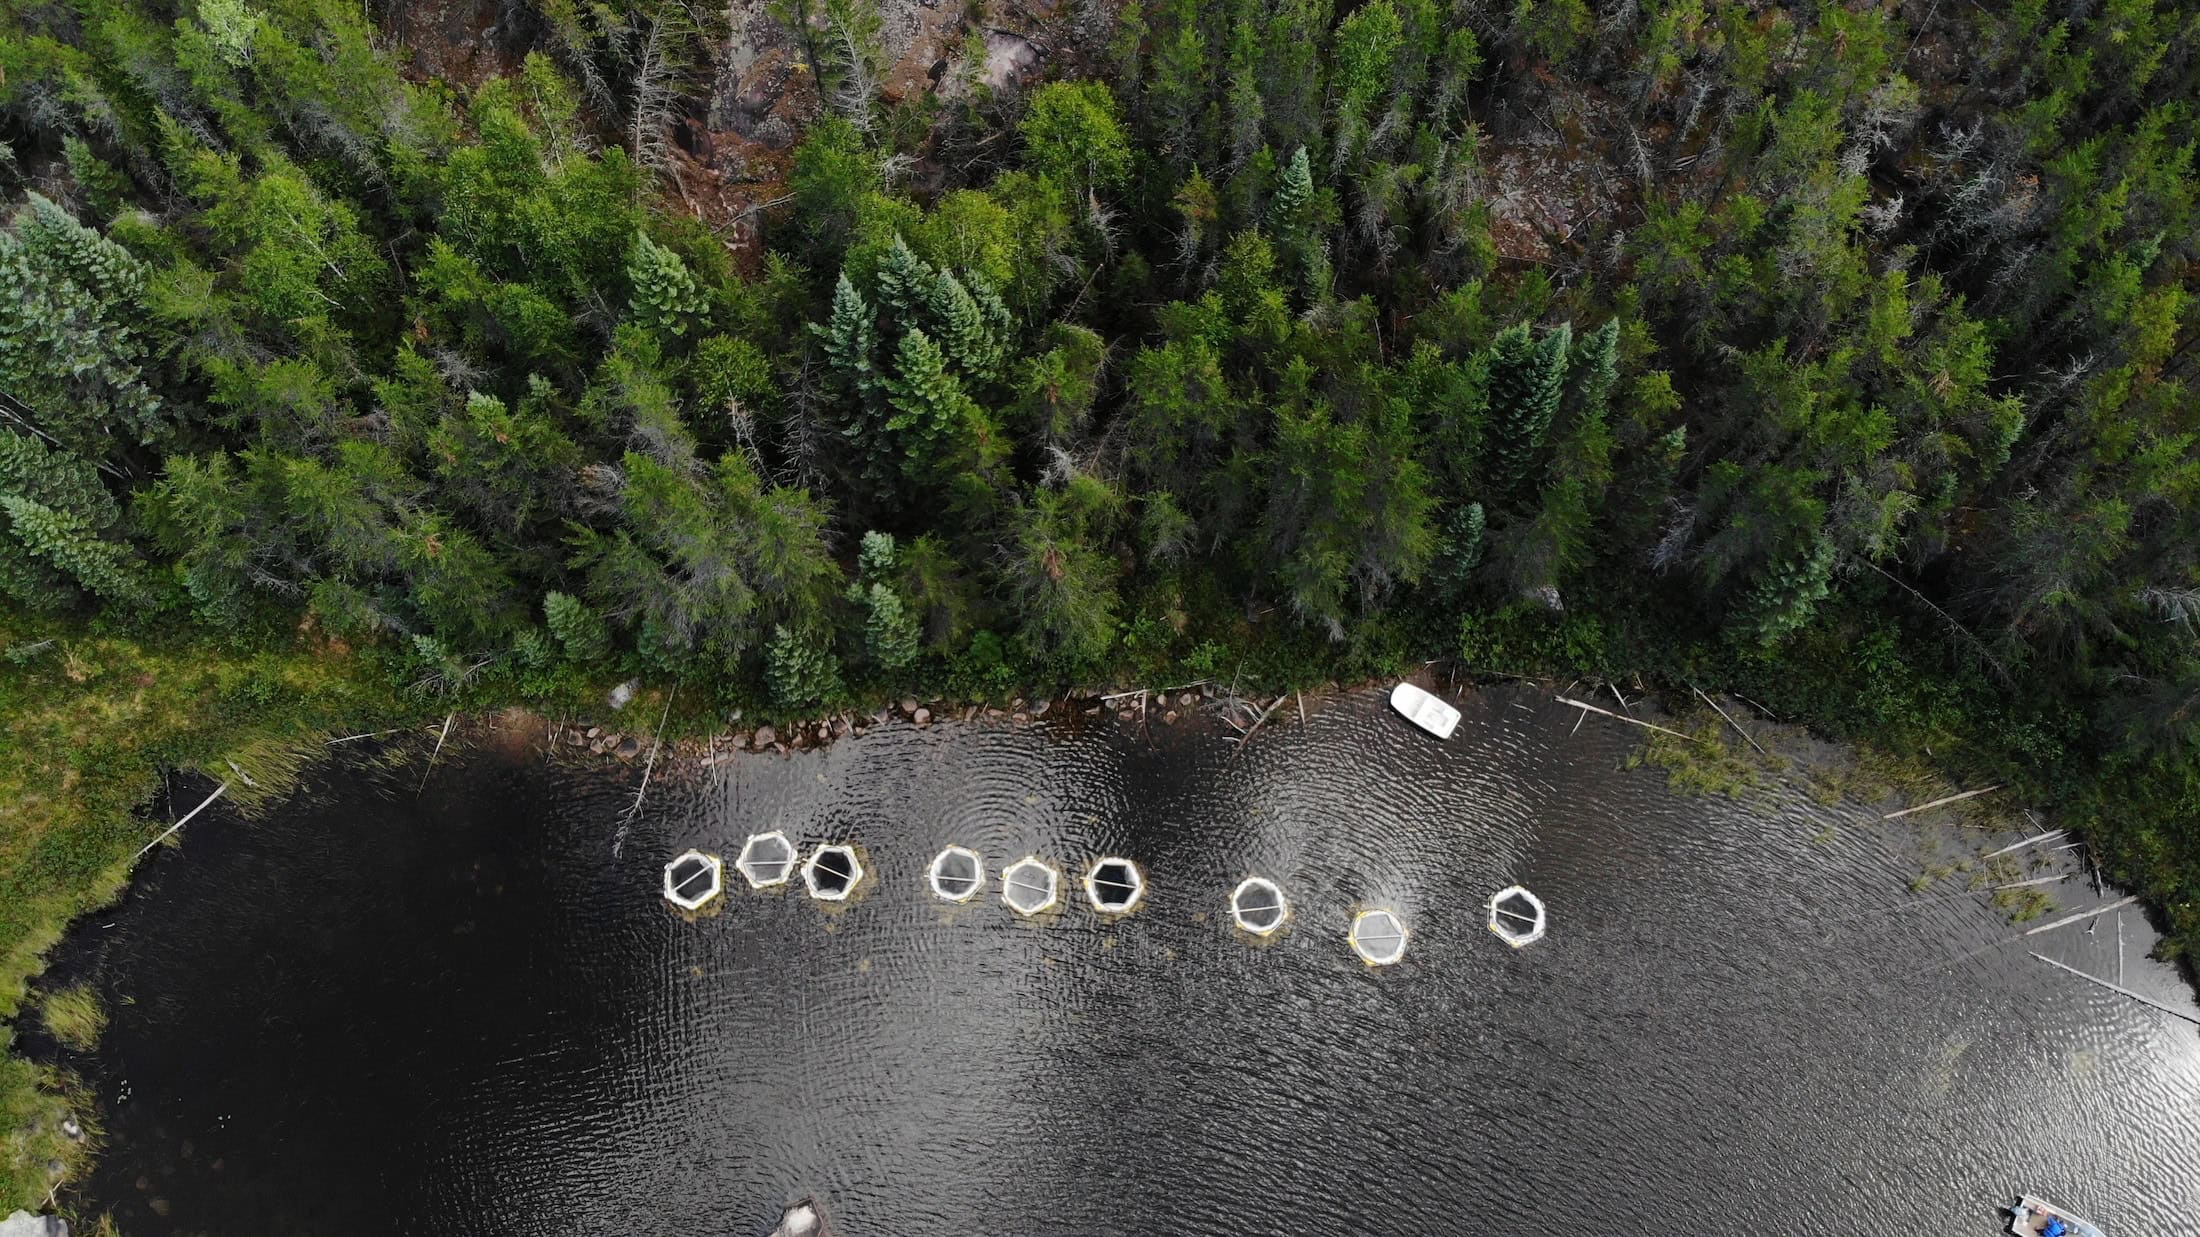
765;623;843;707
1020;81;1132;194
39;985;105;1052
1731;535;1837;646
0;196;164;457
626;233;709;338
1484;322;1572;494
544;591;610;662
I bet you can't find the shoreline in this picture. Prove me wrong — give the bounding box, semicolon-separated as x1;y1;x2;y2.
0;664;2181;1228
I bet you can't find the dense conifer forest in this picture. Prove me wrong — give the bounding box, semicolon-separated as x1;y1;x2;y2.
1;0;2197;1002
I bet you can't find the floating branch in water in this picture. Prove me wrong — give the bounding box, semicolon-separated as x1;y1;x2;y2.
2030;952;2200;1027
1226;695;1290;766
135;781;229;860
1553;695;1707;744
2020;895;2137;938
1979;825;2062;857
1993;874;2070;891
417;713;455;794
1690;684;1767;755
1883;785;2002;821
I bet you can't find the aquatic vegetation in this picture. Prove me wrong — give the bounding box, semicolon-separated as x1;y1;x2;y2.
37;986;103;1053
1622;710;1785;800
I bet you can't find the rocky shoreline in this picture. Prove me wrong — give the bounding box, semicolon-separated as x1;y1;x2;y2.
550;681;1242;769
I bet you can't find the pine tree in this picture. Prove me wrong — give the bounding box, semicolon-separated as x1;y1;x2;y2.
1484;322;1572;495
544;590;611;661
625;232;708;337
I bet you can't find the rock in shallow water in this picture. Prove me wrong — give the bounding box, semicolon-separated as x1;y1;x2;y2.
0;1211;68;1237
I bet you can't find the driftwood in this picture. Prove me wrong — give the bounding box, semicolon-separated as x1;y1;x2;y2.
2031;952;2200;1027
1554;695;1707;744
328;727;412;745
135;781;229;860
1883;785;2002;821
1979;826;2064;857
1690;684;1767;755
415;712;456;794
1993;874;2070;891
1226;695;1290;766
2020;895;2138;938
625;684;679;826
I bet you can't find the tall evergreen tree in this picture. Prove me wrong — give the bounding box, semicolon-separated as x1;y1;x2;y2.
0;196;165;458
625;233;709;338
1484;322;1573;496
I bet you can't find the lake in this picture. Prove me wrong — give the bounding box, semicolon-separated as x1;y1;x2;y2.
49;686;2200;1235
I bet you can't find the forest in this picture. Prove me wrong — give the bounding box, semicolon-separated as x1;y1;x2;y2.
0;0;2196;990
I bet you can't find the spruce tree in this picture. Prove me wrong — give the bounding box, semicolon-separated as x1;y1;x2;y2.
765;623;844;707
0;431;127;609
0;195;164;456
1269;146;1314;235
544;590;611;662
0;494;149;606
1484;322;1573;496
814;272;880;394
927;270;1004;383
1429;502;1486;599
873;236;938;331
625;233;709;338
883;329;988;487
861;583;921;671
1731;535;1837;646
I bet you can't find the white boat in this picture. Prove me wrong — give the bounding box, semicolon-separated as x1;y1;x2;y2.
2009;1194;2104;1237
1389;682;1461;739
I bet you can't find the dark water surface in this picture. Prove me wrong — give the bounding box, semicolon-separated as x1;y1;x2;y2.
59;687;2200;1235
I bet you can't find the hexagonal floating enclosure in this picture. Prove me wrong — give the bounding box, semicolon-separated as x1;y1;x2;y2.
734;830;798;888
1487;884;1547;947
927;845;985;902
803;844;863;901
1000;856;1061;917
1349;909;1409;966
1082;857;1146;913
662;849;723;911
1228;877;1289;935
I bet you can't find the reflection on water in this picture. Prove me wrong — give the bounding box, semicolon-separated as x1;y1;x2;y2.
58;687;2200;1235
